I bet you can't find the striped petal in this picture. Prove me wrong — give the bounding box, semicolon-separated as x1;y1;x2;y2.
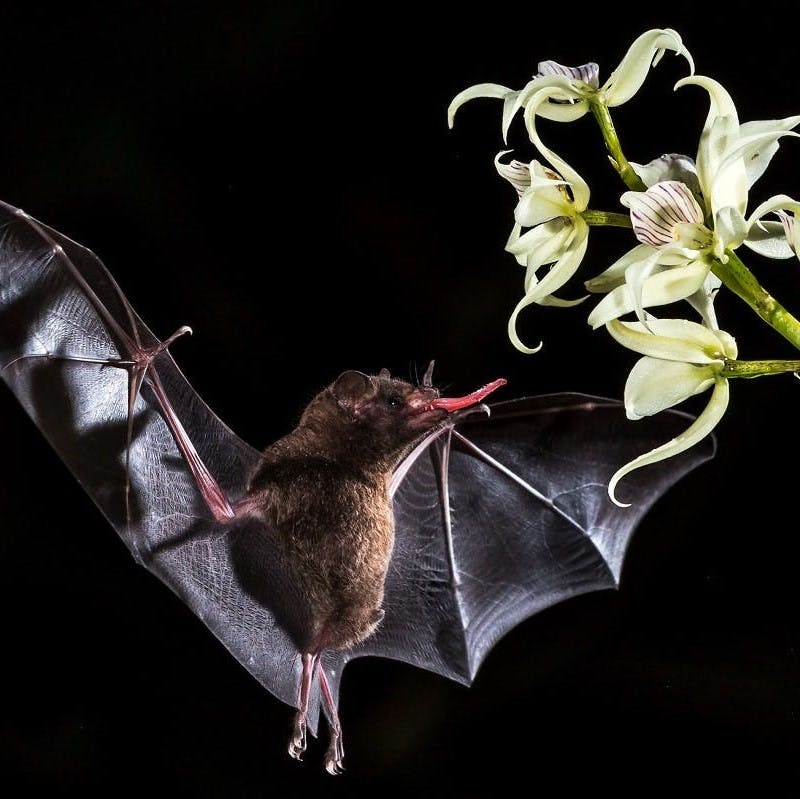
622;181;705;247
603;28;694;107
777;211;799;253
494;151;531;197
608;378;728;507
537;60;600;88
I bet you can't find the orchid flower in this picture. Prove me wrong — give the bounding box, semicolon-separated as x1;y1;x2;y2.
496;152;590;353
604;318;736;506
587;78;800;329
448;28;693;142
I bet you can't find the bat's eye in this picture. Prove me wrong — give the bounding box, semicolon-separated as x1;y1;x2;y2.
386;395;403;409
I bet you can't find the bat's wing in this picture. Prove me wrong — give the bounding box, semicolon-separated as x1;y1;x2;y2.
0;201;310;721
324;394;714;697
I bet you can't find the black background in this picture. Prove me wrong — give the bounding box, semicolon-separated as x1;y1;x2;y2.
0;2;798;795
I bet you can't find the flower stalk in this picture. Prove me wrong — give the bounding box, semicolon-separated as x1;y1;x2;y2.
721;359;800;378
590;100;647;191
582;209;633;227
711;250;800;352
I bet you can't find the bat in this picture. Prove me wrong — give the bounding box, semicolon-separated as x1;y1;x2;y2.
0;198;714;774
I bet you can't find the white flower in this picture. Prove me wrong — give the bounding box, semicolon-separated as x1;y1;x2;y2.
448;28;693;141
588;79;800;329
495;152;589;353
604;318;737;506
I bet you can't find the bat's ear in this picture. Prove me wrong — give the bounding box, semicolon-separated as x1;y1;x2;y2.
333;370;373;412
422;360;435;387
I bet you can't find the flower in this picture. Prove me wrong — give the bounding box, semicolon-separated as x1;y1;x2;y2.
495;152;589;353
587;79;800;329
448;28;693;142
604;318;737;506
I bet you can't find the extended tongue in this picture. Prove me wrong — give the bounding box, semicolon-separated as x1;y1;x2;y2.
429;378;507;412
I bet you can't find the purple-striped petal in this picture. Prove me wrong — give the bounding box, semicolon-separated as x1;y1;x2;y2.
777;210;797;252
494;151;531;196
537;60;600;88
622;181;705;248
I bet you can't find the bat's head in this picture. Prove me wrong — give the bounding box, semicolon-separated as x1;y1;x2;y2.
301;364;506;465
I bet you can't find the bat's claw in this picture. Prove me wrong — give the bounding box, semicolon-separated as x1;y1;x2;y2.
324;729;345;775
288;714;307;761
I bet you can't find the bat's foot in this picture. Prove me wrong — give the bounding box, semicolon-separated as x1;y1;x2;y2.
288;713;307;761
324;729;345;775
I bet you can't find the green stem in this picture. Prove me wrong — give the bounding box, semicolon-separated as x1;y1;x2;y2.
722;359;800;379
582;209;632;228
712;249;800;352
589;99;646;192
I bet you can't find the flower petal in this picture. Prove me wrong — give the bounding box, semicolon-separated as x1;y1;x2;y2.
743;220;795;259
777;211;800;253
587;260;709;328
623;248;662;326
735;117;800;188
606;318;731;362
523;85;590;209
603;28;694;107
686;272;722;330
447;83;513;129
585;244;655;293
537;60;600;88
622;181;704;247
525;218;589;301
507;220;572;270
507;294;543;354
714;206;748;251
516;73;594;123
608;378;728;507
539;292;588;308
624;357;717;420
514;173;574;227
507;221;589;352
629;153;700;194
745;194;800;259
494;151;531;196
676;76;743;212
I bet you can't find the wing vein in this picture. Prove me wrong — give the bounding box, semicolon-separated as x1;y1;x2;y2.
452;430;589;536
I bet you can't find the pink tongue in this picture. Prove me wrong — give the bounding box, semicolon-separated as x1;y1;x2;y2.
430;378;507;412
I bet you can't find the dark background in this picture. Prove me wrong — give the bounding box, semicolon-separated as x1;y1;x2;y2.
0;2;797;795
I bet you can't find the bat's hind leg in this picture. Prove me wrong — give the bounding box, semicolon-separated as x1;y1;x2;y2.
288;652;318;761
288;649;345;774
318;664;344;775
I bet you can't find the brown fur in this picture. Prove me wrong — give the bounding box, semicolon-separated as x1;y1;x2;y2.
246;371;445;652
